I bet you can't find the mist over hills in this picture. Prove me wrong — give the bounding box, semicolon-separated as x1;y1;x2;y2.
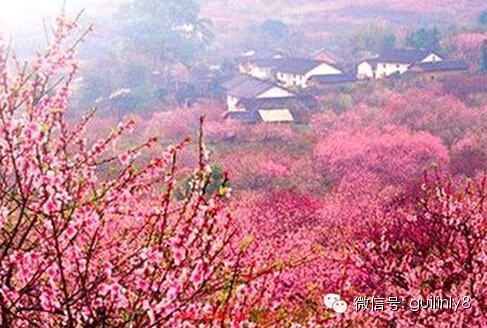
200;0;486;56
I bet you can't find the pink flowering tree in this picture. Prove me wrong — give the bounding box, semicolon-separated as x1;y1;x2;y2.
0;13;309;328
451;132;487;177
349;173;487;327
314;126;449;189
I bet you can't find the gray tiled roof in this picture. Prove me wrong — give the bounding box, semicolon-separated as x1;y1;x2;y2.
249;58;283;69
227;79;278;98
223;74;291;99
238;95;317;111
223;110;261;123
308;74;357;84
376;49;442;64
275;58;329;75
413;60;469;72
221;75;256;90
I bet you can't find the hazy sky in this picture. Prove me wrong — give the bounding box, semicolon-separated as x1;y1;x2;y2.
0;0;129;32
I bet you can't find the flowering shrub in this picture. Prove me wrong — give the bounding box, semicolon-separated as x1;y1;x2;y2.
0;13;311;328
446;32;487;68
311;89;487;149
349;174;487;327
3;8;487;328
232;191;346;324
217;148;322;192
243;124;296;144
451;133;487;177
385;91;487;147
314;126;449;188
143;100;226;142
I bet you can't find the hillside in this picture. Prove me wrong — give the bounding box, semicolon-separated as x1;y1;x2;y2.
201;0;487;55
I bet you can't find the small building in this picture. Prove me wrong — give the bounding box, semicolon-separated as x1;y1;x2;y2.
222;75;294;111
357;49;444;79
237;58;282;81
224;95;317;124
236;50;286;80
308;74;357;86
407;60;469;81
275;58;343;88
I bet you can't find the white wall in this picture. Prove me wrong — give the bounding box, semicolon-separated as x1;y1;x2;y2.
375;62;410;78
305;63;342;79
237;64;247;74
238;63;273;80
357;53;444;80
226;95;240;111
357;62;374;79
276;72;304;88
421;53;443;63
277;63;343;88
251;66;273;80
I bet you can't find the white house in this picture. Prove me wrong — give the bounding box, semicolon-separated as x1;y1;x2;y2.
357;49;444;79
236;50;286;80
237;58;282;81
222;75;294;111
275;58;343;88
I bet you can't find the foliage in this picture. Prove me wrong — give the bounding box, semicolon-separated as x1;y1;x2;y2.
175;83;198;106
451;133;487;176
175;165;231;200
349;174;487;327
320;94;353;114
0;13;313;328
116;0;213;67
142;101;225;142
442;75;487;100
260;19;290;41
479;9;487;26
405;27;441;50
350;24;396;55
242;20;307;55
6;6;487;328
314;126;449;188
446;32;487;68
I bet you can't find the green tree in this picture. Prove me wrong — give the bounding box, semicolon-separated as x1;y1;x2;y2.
175;83;198;106
406;27;441;50
479;9;487;26
175;165;229;200
117;0;214;67
260;19;290;40
243;19;307;55
350;24;396;54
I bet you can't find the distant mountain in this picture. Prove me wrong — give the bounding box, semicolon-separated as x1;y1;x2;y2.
201;0;484;24
201;0;486;56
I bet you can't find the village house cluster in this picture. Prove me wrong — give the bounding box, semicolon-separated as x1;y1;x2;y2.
222;48;470;123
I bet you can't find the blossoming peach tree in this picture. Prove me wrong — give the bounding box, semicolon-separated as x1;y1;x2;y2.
0;13;308;328
349;172;487;327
